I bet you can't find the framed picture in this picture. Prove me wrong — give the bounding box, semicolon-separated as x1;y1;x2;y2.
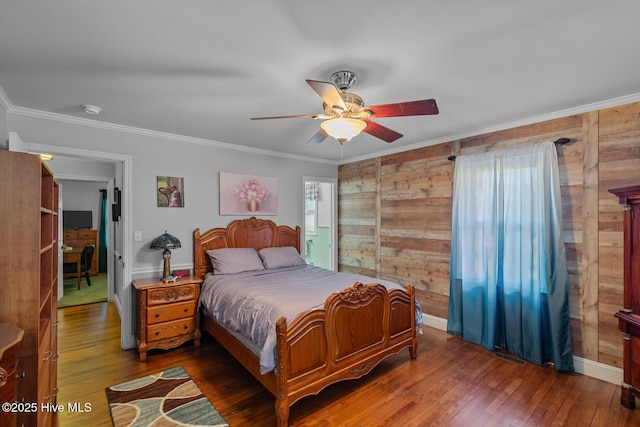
157;176;184;207
219;172;278;215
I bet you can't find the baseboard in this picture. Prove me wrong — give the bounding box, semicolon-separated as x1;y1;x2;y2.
572;355;622;385
424;313;448;332
425;314;622;385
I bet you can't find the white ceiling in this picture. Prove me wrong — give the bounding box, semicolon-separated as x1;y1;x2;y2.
1;1;639;163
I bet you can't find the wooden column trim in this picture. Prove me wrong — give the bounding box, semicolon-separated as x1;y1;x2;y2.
582;110;599;360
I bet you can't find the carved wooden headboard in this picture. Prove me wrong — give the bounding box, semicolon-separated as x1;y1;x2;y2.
193;217;301;280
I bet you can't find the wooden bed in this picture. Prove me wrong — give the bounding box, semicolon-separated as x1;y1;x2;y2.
193;217;417;426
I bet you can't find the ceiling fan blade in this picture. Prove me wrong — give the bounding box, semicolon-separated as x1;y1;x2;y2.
362;119;403;143
250;113;328;120
366;99;439;118
305;79;347;111
306;127;329;145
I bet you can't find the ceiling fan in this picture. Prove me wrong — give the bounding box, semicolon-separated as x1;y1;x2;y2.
251;71;439;145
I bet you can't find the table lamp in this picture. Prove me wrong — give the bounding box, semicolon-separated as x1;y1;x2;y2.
150;231;181;282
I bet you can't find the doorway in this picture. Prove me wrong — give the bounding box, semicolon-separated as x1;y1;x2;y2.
20;138;134;350
303;177;337;270
57;178;112;307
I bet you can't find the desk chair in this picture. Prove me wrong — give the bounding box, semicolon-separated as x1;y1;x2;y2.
63;244;95;289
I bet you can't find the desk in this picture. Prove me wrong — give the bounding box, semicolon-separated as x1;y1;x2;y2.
63;247;83;289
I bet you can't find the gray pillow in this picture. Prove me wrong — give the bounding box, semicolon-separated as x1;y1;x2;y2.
258;246;306;269
206;248;265;275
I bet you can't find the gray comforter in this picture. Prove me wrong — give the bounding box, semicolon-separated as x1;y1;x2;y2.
199;264;418;374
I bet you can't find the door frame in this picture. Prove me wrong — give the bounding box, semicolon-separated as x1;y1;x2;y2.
302;177;337;271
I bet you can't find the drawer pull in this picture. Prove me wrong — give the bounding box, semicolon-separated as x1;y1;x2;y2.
184;325;188;329
43;351;53;361
155;313;160;318
15;371;25;380
184;307;189;312
155;331;160;336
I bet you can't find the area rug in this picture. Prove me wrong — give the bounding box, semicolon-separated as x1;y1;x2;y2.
59;273;108;308
105;366;229;427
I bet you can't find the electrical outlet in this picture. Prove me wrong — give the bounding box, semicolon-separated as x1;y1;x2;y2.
134;231;142;242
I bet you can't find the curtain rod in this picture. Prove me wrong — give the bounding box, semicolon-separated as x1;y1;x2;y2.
447;138;574;161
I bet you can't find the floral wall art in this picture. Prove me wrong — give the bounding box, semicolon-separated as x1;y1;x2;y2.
219;172;278;215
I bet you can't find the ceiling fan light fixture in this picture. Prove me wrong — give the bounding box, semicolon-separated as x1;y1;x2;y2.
320;118;367;143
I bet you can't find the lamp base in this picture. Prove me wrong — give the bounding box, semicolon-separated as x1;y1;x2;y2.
162;250;171;280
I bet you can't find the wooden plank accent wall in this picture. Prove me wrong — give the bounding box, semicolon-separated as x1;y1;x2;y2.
338;158;378;277
598;103;640;367
338;101;640;368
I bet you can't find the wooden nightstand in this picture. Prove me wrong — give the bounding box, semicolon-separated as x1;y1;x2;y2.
133;276;202;361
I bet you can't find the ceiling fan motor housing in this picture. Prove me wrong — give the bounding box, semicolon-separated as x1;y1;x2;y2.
323;92;369;119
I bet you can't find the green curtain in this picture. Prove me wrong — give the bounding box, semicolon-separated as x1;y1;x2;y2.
99;189;108;273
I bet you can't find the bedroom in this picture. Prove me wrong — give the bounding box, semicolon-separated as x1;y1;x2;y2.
1;2;639;426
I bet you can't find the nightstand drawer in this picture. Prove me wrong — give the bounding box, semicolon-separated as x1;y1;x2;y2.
147;283;197;305
147;301;195;325
147;318;195;342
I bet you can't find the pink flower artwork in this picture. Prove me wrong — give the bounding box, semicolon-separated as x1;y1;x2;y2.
220;172;278;215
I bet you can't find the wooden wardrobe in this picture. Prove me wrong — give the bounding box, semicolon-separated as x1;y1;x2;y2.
0;150;59;426
610;185;640;409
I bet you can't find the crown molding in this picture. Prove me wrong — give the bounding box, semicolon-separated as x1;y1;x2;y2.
0;85;12;111
6;104;338;165
5;86;640;167
339;92;640;164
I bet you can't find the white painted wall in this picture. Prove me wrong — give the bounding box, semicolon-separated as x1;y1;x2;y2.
59;179;105;229
7;113;338;275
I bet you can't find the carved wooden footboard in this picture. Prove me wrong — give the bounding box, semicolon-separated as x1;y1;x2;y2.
274;281;416;426
193;218;417;426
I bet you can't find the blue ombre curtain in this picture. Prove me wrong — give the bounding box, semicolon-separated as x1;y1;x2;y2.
447;141;573;371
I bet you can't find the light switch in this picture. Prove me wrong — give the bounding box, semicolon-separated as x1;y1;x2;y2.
134;231;142;242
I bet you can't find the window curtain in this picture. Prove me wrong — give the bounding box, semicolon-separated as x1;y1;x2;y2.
99;189;108;273
446;141;573;371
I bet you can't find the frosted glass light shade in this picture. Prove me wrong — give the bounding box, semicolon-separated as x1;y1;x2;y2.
320;118;367;143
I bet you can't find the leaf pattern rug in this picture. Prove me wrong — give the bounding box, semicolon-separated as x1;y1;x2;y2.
105;366;228;427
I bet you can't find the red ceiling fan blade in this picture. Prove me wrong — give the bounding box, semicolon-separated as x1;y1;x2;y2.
362;119;403;143
250;113;327;120
306;127;329;145
305;79;347;111
366;99;439;118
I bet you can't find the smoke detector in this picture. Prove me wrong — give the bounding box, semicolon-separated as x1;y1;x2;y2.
82;104;101;115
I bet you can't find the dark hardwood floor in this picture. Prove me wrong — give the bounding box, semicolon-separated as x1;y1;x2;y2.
53;302;640;426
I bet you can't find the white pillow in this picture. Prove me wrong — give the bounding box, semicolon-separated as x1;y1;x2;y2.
206;248;265;275
258;246;306;269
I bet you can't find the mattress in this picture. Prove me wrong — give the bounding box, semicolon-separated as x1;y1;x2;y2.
199;264;420;374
